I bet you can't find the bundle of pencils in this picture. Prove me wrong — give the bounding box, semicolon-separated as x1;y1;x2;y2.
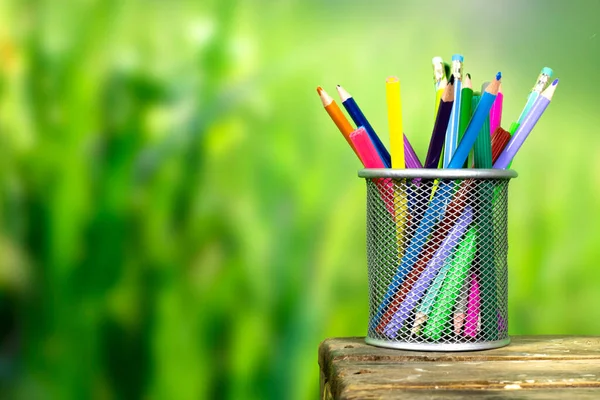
317;55;558;340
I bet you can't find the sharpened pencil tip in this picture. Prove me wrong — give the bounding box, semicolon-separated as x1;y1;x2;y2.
449;75;455;84
496;72;502;80
316;86;323;94
466;73;471;79
552;78;559;85
336;84;341;87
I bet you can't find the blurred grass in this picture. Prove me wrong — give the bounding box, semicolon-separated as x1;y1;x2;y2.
0;0;599;398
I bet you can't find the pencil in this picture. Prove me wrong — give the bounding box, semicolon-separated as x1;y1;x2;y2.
337;85;391;167
448;72;501;169
443;54;464;168
385;76;408;262
386;77;405;168
515;67;553;126
349;127;395;215
491;127;511;164
434;78;447;118
425;77;454;168
494;79;559;169
432;56;446;89
458;73;473;145
464;273;481;337
453;278;470;334
317;86;360;159
489;83;503;135
404;135;423;168
473;85;493;168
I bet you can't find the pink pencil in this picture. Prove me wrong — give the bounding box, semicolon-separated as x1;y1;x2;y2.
489;84;503;135
464;273;480;337
350;127;394;215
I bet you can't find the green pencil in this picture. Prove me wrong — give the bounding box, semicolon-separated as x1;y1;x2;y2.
458;73;473;143
422;227;477;340
477;180;497;340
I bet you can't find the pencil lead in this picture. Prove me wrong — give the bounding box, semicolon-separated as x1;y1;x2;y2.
496;72;502;80
467;73;471;79
552;78;559;85
449;75;455;84
317;86;323;94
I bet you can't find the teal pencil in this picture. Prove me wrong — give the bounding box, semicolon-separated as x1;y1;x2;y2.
473;83;493;168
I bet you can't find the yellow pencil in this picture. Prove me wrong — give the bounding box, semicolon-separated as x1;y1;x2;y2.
434;78;447;117
385;76;407;259
385;76;405;168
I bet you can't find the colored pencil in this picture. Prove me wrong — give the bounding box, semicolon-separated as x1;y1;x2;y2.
448;73;501;169
384;206;474;336
432;56;446;89
349;127;394;216
464;273;481;337
386;77;405;168
337;85;391;167
473;85;493;168
350;127;386;168
422;227;477;340
404;135;423;168
515;67;553;126
494;79;559;169
434;79;447;118
443;54;464;168
377;179;473;333
453;278;470;334
317;86;360;158
458;73;473;145
489;83;503;135
491;127;511;164
425;77;454;168
433;56;447;117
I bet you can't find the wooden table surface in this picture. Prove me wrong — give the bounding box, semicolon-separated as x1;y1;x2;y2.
319;336;600;399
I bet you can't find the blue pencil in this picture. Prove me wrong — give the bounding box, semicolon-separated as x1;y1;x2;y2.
448;73;501;169
336;85;391;167
442;54;463;168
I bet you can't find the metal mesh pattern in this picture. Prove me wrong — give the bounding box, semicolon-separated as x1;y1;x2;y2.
364;176;511;350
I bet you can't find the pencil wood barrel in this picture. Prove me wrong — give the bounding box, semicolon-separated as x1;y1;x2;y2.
319;336;600;399
359;168;517;351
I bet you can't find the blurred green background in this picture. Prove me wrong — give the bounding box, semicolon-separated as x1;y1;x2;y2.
0;0;598;398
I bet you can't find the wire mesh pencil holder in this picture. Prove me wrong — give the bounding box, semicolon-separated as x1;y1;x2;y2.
359;168;517;351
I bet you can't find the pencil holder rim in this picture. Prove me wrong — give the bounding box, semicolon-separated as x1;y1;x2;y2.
358;168;517;180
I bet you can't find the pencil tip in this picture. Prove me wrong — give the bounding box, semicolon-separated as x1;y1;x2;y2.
552;78;559;85
316;86;323;94
496;72;502;80
336;84;341;87
449;75;455;84
466;73;471;79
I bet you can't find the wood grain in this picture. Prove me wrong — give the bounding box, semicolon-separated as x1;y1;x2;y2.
319;336;600;399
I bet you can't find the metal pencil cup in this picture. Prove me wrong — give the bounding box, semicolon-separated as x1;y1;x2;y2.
359;169;517;351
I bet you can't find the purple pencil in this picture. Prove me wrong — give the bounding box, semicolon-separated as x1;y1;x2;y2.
383;206;474;337
494;79;559;169
425;77;455;168
404;134;423;168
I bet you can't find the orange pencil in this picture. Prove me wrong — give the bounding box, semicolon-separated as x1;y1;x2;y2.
317;86;359;158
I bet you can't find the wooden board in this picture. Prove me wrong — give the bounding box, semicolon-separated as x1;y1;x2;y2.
319;336;600;399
